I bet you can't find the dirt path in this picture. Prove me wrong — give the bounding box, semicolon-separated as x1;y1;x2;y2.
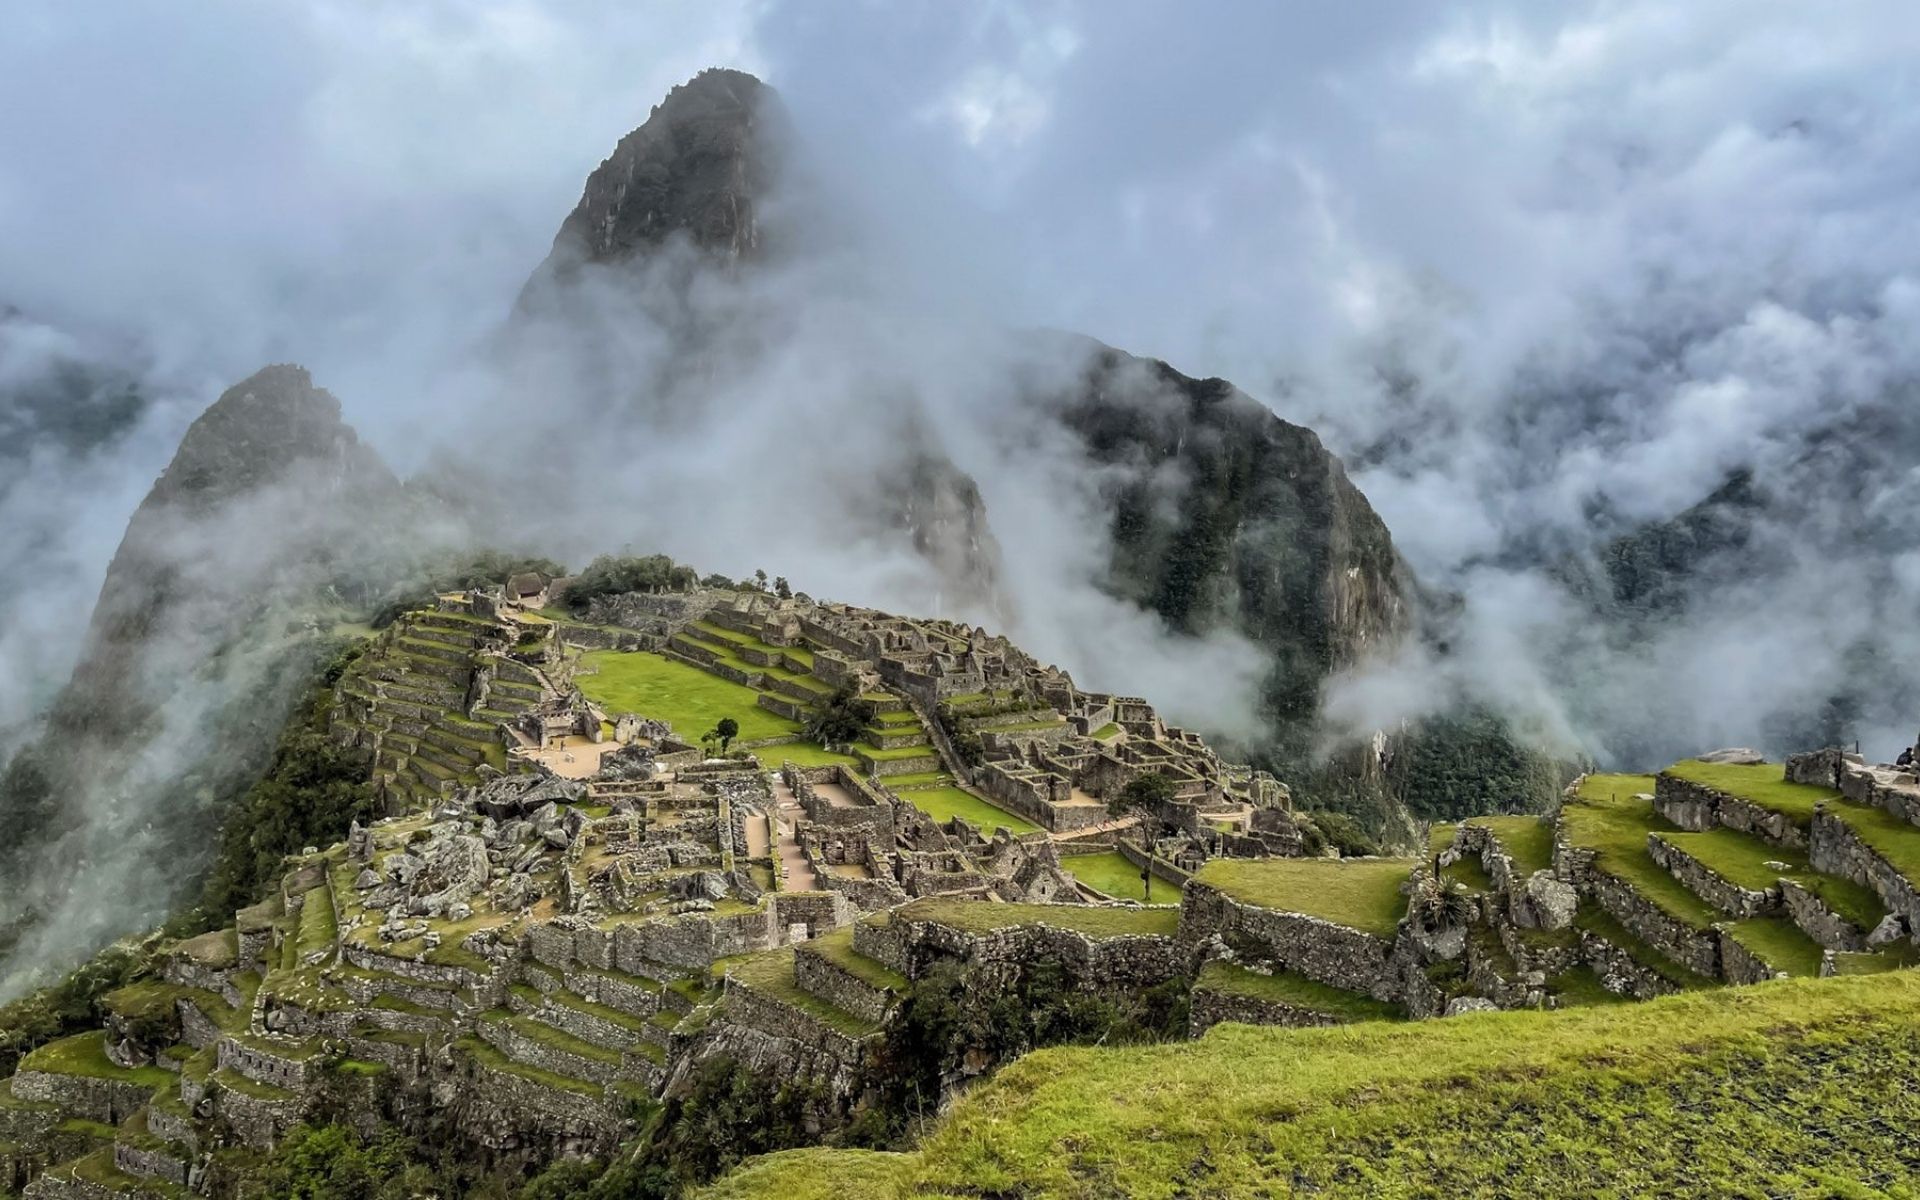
769;776;819;891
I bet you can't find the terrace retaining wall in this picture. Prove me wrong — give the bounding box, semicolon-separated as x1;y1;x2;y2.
1653;774;1807;850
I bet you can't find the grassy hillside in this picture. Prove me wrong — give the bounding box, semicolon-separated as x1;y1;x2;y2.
702;971;1920;1198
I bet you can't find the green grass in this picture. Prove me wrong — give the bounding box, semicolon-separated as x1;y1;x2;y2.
1194;960;1403;1022
482;1011;623;1066
295;883;338;960
896;785;1039;835
1193;858;1413;937
801;928;908;992
859;742;939;761
1090;723;1122;741
1824;796;1920;891
1548;966;1632;1008
1573;908;1719;992
577;650;801;745
702;1149;910;1200
19;1033;174;1089
726;949;880;1039
1428;826;1493;892
1561;777;1718;927
1662;760;1838;826
1468;814;1555;876
882;772;951;789
888;898;1181;939
1658;828;1885;928
456;1035;603;1099
1063;851;1173;902
1724;916;1827;978
702;971;1920;1199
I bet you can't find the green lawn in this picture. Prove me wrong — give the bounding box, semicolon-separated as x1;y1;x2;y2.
574;650;856;767
1194;960;1402;1022
1724;916;1826;978
897;785;1039;835
1562;776;1718;928
888;898;1182;939
1063;851;1179;902
1193;858;1413;937
577;650;796;742
1468;814;1555;877
1662;760;1838;826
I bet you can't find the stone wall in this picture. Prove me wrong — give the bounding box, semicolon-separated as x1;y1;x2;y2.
457;1054;620;1150
1809;810;1920;934
771;892;853;940
216;1038;316;1093
1575;928;1679;1001
1178;882;1400;1001
1779;879;1868;951
1581;869;1721;979
721;978;878;1064
792;949;894;1025
611;907;779;973
213;1083;302;1150
8;1069;152;1124
1187;982;1346;1036
1645;834;1772;918
477;1017;622;1086
1717;930;1780;986
1653;774;1807;849
114;1141;189;1187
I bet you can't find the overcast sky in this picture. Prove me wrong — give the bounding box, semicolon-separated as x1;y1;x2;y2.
4;0;1920;761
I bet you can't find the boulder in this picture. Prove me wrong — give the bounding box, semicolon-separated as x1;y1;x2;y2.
1696;748;1767;766
1867;914;1908;948
1522;873;1580;931
1444;996;1499;1017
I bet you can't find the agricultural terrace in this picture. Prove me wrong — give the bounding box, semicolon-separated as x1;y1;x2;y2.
1562;774;1718;927
1194;857;1413;937
891;784;1038;836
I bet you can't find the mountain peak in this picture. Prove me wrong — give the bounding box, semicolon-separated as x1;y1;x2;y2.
521;67;779;301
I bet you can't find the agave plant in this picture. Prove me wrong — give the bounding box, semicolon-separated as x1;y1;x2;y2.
1411;874;1476;937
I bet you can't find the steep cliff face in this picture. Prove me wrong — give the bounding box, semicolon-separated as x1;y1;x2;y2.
1041;338;1411;738
519;67;778;307
0;365;405;995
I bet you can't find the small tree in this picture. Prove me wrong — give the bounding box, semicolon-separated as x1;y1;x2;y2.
1110;771;1177;819
753;569;769;591
773;576;792;600
715;717;739;753
805;684;872;749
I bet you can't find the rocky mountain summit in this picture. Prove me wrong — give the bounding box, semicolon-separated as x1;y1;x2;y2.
521;67;778;303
